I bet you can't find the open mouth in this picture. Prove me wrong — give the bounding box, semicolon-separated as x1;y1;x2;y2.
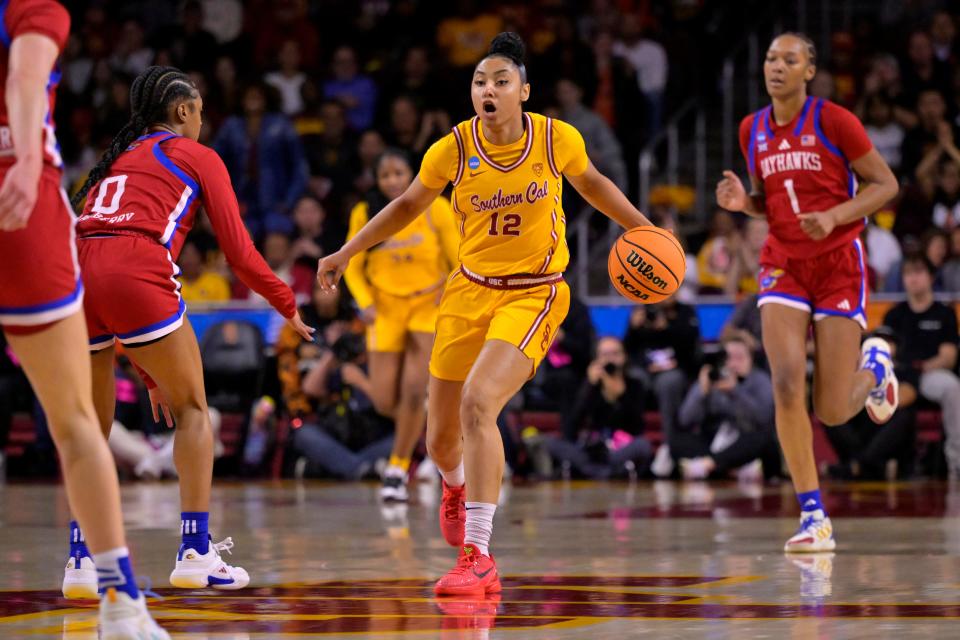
483;101;497;114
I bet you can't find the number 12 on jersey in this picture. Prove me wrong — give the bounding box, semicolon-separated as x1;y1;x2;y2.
488;212;521;236
784;178;801;215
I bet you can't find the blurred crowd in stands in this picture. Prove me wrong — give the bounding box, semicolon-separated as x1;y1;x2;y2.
1;0;958;485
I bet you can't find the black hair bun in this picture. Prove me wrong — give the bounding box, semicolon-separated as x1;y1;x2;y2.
488;31;526;65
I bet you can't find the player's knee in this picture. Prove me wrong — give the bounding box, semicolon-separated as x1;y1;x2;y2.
171;393;208;428
370;390;397;418
426;422;457;459
771;370;805;407
459;383;496;436
814;403;848;427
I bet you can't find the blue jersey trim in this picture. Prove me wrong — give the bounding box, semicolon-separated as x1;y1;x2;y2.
0;278;82;314
747;111;761;175
0;0;10;49
793;96;813;136
116;299;186;340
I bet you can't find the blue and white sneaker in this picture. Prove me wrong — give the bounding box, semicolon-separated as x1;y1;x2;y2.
99;588;170;640
62;554;98;600
784;509;836;553
860;337;899;424
169;536;249;590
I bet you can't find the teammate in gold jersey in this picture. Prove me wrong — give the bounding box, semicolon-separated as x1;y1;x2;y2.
344;149;459;502
318;32;652;596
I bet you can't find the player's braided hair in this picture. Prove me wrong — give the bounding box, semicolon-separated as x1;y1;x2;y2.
71;66;197;209
777;31;817;65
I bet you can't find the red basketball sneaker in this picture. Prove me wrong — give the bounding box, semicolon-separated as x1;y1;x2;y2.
437;592;501;631
434;544;502;596
439;481;466;546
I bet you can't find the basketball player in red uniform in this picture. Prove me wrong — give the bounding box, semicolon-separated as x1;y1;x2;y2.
717;33;899;552
0;1;168;637
61;65;314;598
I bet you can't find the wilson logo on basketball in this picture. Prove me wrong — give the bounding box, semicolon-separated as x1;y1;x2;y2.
624;251;668;289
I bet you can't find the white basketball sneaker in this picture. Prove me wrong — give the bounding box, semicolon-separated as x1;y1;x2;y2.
860;337;899;424
169;536;250;590
784;509;837;553
99;588;170;640
379;466;410;502
62;554;98;600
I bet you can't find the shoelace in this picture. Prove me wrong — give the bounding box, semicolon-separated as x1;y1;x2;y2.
443;487;463;520
138;576;163;601
447;552;480;576
212;537;234;556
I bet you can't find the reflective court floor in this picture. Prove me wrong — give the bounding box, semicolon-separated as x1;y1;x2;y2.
2;479;960;639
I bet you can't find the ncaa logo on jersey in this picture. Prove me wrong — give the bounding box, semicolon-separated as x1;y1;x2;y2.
468;156;481;170
760;268;784;290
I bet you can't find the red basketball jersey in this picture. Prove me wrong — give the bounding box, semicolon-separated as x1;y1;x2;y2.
77;132;296;318
0;0;70;171
739;97;873;259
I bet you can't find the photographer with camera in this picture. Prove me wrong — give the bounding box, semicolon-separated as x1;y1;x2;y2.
671;336;781;481
538;337;652;479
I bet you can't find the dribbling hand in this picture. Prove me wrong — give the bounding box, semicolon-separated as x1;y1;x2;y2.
286;310;316;342
0;160;41;231
316;250;350;291
716;170;747;212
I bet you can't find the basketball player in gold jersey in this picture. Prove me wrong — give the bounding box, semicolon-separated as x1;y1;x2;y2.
318;32;652;595
344;148;459;502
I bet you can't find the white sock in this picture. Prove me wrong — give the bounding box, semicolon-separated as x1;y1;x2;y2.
464;502;496;556
439;460;465;487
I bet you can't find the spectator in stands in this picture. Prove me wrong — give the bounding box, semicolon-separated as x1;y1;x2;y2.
696;209;738;293
265;40;307;116
672;336;781;482
208;55;241;129
613;13;668;136
165;1;218;75
290;195;344;263
624;297;701;448
251;1;320;72
537;16;597;102
809;69;836;100
540;337;652;479
857;54;915;130
555;78;627;192
178;239;231;303
720;294;764;363
903;30;953;106
384;94;450;162
352;130;387;196
826;328;919;480
213;82;308;238
300;99;357;211
866;220;903;290
234;231;314;306
901;89;958;181
943;227;960;291
379;45;447;117
323;45;378;132
109;19;154;77
931;10;959;65
863;94;905;173
436;2;503;68
524;289;596;417
883;253;960;476
290;330;394;480
725;217;767;295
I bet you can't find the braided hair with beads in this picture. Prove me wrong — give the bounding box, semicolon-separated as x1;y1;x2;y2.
71;66;198;209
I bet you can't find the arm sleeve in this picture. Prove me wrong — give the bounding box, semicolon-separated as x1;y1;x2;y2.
186;145;297;318
343;202;375;310
431;197;461;270
824;103;873;163
7;0;70;51
419;132;458;189
552;119;589;177
738;116;754;176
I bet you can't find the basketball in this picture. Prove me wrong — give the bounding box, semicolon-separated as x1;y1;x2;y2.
608;226;685;303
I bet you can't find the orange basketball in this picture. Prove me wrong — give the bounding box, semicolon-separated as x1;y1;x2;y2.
608;226;685;303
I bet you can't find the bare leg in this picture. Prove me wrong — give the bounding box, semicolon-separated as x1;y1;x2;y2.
427;376;464;474
367;351;402;419
391;332;433;462
761;304;819;494
812;317;873;426
125;317;211;512
90;346;117;438
5;312;125;553
460;339;531;504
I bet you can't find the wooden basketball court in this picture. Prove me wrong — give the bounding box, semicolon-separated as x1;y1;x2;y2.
1;479;959;638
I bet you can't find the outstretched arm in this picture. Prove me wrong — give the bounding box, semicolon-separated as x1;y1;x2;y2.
565;160;651;230
317;176;444;288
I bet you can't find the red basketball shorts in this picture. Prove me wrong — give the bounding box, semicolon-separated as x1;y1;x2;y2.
757;238;867;329
0;172;83;330
78;233;185;350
